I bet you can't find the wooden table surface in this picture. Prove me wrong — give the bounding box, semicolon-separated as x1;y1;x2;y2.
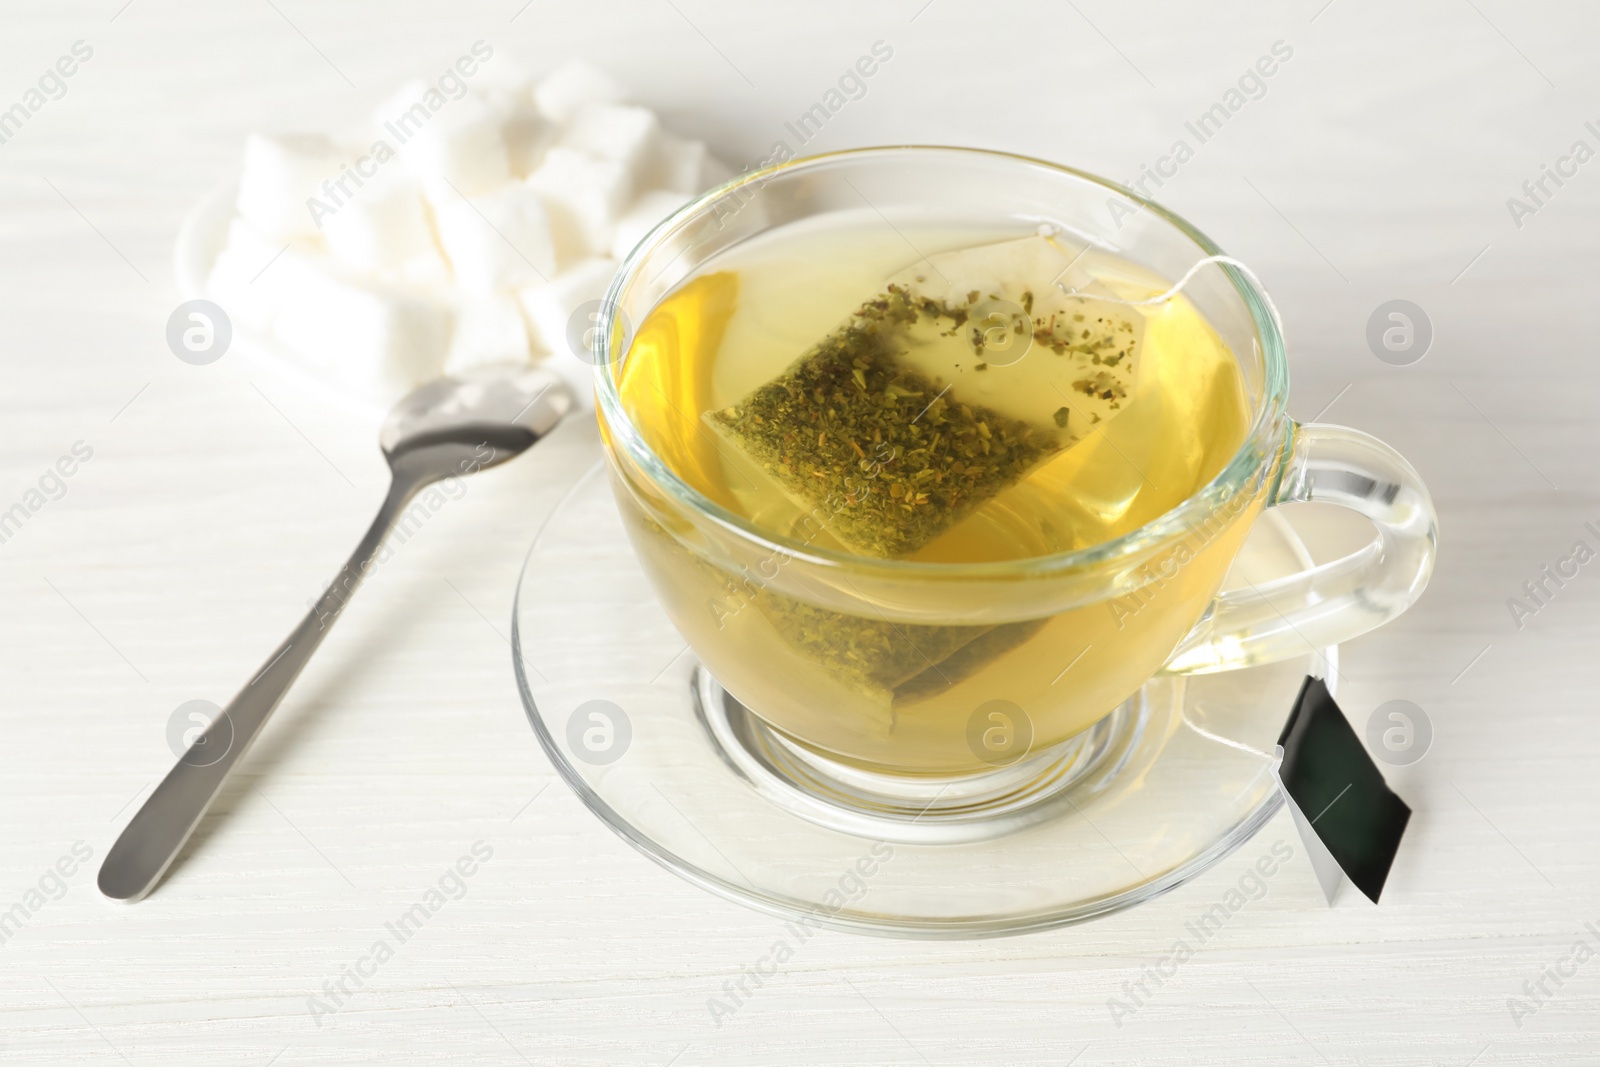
1;1;1597;1063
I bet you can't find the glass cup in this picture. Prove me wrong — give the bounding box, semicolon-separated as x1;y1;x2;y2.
592;146;1436;783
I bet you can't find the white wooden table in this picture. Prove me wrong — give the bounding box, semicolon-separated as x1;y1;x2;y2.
2;1;1596;1063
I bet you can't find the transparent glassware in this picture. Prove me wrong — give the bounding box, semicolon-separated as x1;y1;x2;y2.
509;147;1437;935
515;459;1340;934
593;147;1436;783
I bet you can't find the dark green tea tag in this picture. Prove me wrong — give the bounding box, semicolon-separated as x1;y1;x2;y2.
1274;675;1411;904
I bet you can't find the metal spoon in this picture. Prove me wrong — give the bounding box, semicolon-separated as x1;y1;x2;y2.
98;365;573;902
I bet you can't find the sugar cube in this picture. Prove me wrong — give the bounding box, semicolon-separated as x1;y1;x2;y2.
515;257;619;359
525;147;631;261
609;189;691;261
379;84;511;199
206;222;368;343
320;169;448;286
475;80;552;178
433;183;557;295
558;103;662;190
700;151;735;189
236;132;353;241
206;217;299;333
651;133;736;196
534;61;626;124
647;134;705;196
271;268;455;404
446;294;532;374
221;62;728;410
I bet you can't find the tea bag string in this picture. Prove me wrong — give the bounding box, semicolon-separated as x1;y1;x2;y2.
1054;253;1286;347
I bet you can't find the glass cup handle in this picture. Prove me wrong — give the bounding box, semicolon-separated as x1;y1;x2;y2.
1162;420;1438;675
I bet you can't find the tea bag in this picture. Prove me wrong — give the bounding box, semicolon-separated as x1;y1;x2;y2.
706;233;1142;559
755;592;994;693
736;583;1031;738
890;618;1048;703
704;233;1144;715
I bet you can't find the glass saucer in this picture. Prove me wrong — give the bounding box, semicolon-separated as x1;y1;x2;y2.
511;430;1335;939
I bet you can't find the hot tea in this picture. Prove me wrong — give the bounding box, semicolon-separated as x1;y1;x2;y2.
611;212;1260;772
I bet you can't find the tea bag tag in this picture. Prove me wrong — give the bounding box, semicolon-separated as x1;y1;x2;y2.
1276;770;1348;905
1273;675;1412;905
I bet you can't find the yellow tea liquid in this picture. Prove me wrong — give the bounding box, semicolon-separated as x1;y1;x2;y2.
610;214;1262;774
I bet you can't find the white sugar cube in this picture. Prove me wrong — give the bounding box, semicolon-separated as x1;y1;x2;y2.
475;80;552;178
209;217;453;402
700;151;735;189
610;189;691;260
558;103;661;189
433;183;557;295
535;61;626;123
526;148;631;262
649;134;736;196
515;257;619;360
236;133;353;240
206;217;295;332
271;268;454;404
320;170;447;286
380;85;511;198
648;134;706;195
446;294;532;374
206;223;364;341
505;104;553;179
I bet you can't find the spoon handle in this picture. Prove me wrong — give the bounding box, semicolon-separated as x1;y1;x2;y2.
98;469;430;902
